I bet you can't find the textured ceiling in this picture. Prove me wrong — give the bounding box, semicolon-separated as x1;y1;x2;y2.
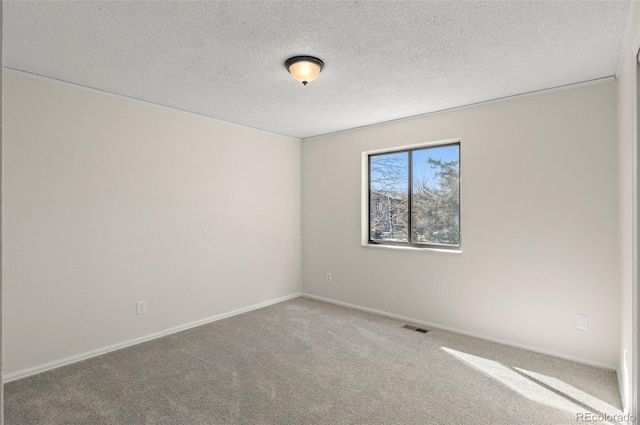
4;1;631;139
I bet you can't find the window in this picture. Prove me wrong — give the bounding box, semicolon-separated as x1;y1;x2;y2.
368;142;460;249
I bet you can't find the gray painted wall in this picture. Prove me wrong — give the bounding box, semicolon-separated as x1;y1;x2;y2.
2;71;302;379
302;81;619;369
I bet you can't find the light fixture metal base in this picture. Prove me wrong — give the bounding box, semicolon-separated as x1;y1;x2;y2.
284;56;324;72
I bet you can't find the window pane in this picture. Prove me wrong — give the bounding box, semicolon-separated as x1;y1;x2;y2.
411;145;459;245
370;152;409;242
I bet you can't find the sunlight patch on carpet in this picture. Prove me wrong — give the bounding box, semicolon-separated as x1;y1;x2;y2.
441;347;617;424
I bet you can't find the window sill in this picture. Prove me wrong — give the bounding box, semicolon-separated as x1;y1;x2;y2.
361;243;462;254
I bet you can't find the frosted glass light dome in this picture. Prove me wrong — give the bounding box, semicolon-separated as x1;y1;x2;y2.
285;56;324;86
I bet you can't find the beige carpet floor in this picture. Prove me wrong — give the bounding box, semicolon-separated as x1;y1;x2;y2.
4;297;623;424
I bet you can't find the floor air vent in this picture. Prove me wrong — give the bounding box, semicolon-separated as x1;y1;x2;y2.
402;324;430;333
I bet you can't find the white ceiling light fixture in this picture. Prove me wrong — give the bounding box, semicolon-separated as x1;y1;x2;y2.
285;56;324;86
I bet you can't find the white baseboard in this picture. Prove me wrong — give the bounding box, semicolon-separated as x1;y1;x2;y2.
302;293;617;371
617;368;628;415
3;292;302;383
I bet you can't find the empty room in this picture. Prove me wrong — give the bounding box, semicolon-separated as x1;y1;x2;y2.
1;1;639;424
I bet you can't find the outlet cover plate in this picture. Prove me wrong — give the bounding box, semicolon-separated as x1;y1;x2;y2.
136;300;147;316
576;313;588;330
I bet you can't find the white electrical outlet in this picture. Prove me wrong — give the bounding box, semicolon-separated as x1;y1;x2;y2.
136;300;147;315
576;313;588;330
326;272;332;283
